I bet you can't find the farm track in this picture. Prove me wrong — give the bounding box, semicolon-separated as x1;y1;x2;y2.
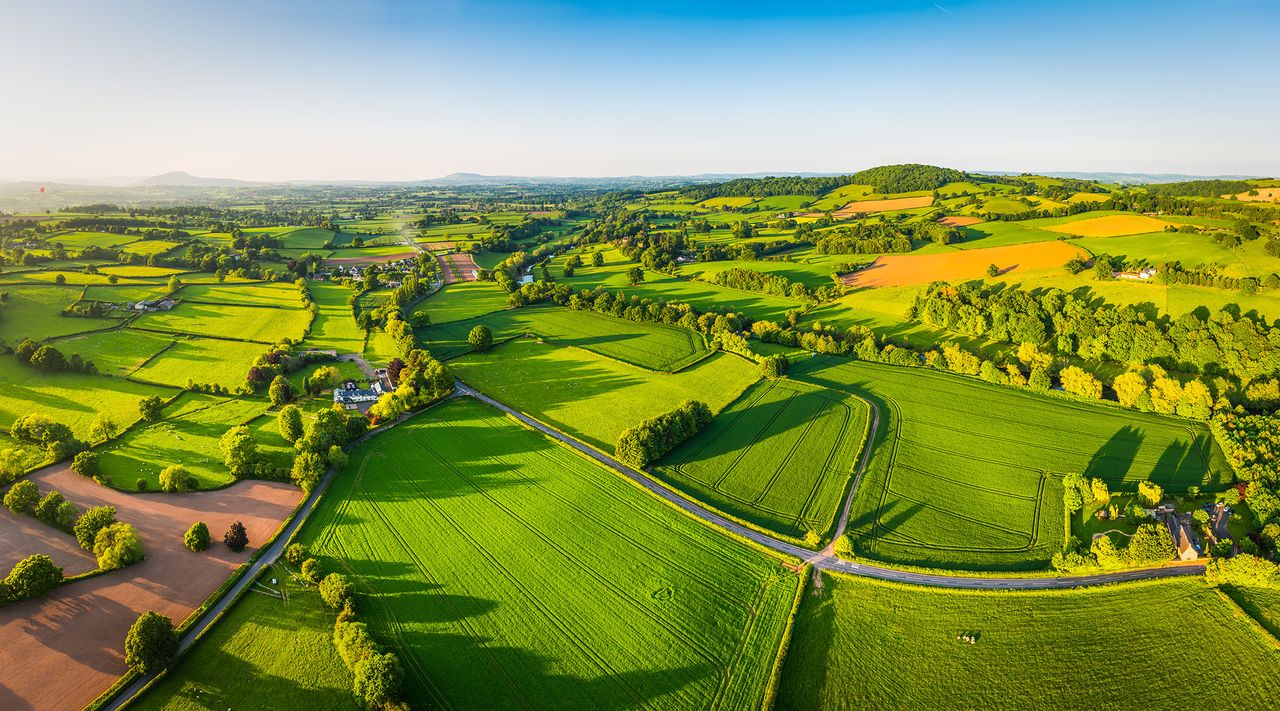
457;381;1208;590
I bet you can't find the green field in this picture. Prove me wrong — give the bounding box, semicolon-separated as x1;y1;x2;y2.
791;355;1231;571
778;573;1280;709
301;280;365;353
179;281;305;308
449;338;758;451
133;301;311;343
129;336;268;389
419;304;710;371
49;329;173;376
130;563;358;711
0;355;175;440
653;378;868;543
46;230;139;250
418;280;510;324
0;285;120;340
301;397;801;709
98;394;292;488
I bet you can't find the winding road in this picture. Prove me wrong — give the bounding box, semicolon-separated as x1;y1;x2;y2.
455;382;1207;590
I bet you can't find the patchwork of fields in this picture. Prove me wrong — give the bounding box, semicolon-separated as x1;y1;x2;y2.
654;378;869;543
792;356;1230;571
302;398;801;709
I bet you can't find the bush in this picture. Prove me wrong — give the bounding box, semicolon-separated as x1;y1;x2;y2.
74;505;117;550
284;542;308;566
301;557;323;583
3;480;39;514
184;521;210;552
278;404;303;444
124;611;177;674
94;522;145;570
33;490;71;527
135;478;149;492
224;521;249;552
70;451;100;478
468;324;493;351
319;573;355;611
158;464;195;492
3;554;63;601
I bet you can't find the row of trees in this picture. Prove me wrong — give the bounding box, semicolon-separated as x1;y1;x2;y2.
615;400;713;468
12;340;96;375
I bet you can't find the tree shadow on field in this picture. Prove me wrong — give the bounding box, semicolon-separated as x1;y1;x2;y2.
848;499;925;540
1083;426;1143;485
393;628;712;710
1148;439;1200;490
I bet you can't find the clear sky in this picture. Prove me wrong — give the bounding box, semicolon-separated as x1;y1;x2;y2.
3;0;1277;181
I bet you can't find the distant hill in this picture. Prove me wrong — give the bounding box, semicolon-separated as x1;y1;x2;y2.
133;171;256;187
980;170;1265;186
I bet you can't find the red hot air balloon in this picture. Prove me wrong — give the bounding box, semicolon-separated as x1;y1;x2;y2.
38;186;46;193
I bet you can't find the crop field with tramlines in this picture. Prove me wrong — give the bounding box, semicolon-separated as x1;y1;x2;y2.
420;304;711;371
300;397;801;710
792;355;1231;571
449;338;758;450
777;573;1280;709
653;378;869;543
418;280;512;324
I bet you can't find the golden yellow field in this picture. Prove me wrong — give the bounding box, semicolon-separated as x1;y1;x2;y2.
697;196;756;208
1228;187;1280;202
833;195;933;218
1066;192;1112;203
938;215;982;227
844;240;1085;288
1044;214;1170;237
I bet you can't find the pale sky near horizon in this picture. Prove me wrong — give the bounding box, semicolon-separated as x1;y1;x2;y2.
3;0;1278;181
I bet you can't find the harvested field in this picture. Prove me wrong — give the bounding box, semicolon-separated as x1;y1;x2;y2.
833;195;933;218
0;465;300;711
324;250;417;265
0;507;98;577
938;215;982;227
843;241;1086;288
1228;187;1280;202
419;241;455;250
438;252;480;284
1044;214;1170;238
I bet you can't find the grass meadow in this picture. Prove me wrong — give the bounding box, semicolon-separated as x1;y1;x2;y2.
791;356;1231;571
0;355;175;440
132;301;311;343
419;305;710;371
301;397;801;710
654;378;869;543
49;329;173;376
179;281;305;308
776;573;1280;709
301;281;366;353
0;285;120;340
449;338;758;451
130;563;358;711
419;280;511;324
129;336;268;389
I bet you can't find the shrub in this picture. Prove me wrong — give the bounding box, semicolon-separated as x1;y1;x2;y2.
301;557;323;583
74;505;117;550
3;554;63;600
224;521;249;552
333;618;378;668
1206;553;1280;587
33;490;70;527
3;480;39;514
124;611;177;674
70;451;100;478
184;522;210;552
158;464;194;492
138;395;165;423
327;445;349;472
319;573;355;611
94;522;145;570
284;542;308;566
277;404;303;444
468;324;493;351
135;478;149;492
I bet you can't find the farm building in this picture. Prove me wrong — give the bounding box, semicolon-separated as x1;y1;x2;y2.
1164;513;1201;561
333;380;388;412
1115;267;1157;281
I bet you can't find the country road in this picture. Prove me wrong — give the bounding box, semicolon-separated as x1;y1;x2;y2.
456;381;1208;591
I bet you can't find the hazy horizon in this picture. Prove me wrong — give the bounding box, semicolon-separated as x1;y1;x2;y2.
4;0;1278;181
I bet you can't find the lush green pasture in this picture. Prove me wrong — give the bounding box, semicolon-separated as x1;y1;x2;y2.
777;573;1280;709
129;336;267;389
654;378;868;542
302;281;365;353
0;285;118;339
302;397;801;710
449;339;757;450
791;356;1230;571
419;305;710;371
808;184;875;211
98;264;185;278
81;283;170;303
120;240;181;256
98;394;290;488
935;221;1062;252
549;247;805;322
49;329;172;376
282;227;338;250
419;280;510;324
46;230;139;250
179;281;304;308
678;257;838;289
133;301;311;343
130;563;358;711
0;355;174;439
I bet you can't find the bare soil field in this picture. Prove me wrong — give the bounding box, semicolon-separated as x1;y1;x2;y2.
1044;214;1170;238
843;241;1085;288
0;465;300;711
938;215;983;227
833;195;933;218
438;252;480;284
420;241;456;251
325;250;417;265
0;509;97;577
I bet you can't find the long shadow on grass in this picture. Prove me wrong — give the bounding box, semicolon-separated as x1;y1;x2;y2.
1148;439;1203;490
1083;426;1143;485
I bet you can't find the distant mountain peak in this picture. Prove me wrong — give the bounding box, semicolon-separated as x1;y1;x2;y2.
133;171;254;187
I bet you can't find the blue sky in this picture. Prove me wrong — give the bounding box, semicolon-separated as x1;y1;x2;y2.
3;0;1277;180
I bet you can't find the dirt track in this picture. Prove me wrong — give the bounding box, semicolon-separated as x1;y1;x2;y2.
438;252;480;284
0;466;300;711
843;241;1085;288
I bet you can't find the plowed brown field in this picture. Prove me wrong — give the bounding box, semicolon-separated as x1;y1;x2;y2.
938;216;983;227
439;252;480;284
